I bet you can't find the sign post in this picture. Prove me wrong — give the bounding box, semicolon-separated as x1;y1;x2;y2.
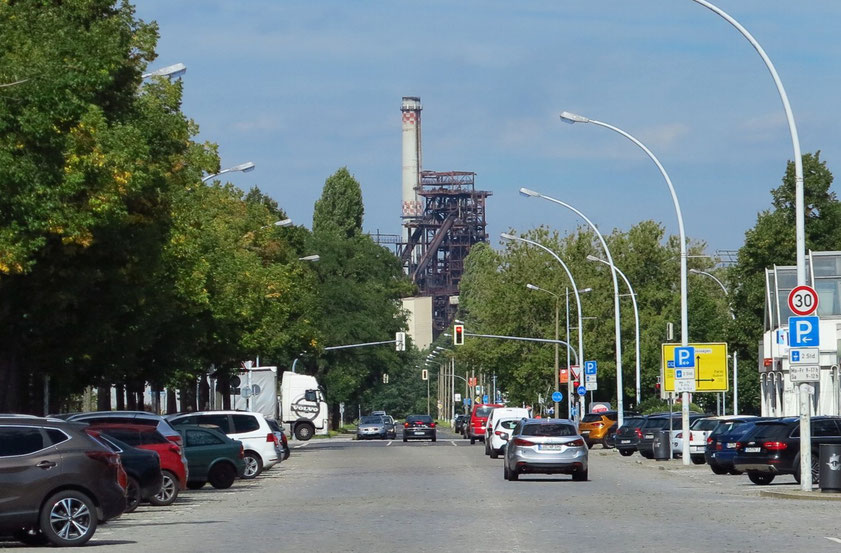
788;284;819;493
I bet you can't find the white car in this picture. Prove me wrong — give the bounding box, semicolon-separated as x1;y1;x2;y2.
488;417;521;459
485;407;530;455
168;411;280;478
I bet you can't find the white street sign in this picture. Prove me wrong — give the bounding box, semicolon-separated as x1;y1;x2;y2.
454;393;461;402
674;379;696;393
674;368;696;380
585;381;597;391
585;374;597;383
790;365;820;382
789;347;819;365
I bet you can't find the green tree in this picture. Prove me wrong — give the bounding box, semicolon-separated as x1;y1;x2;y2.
312;167;364;239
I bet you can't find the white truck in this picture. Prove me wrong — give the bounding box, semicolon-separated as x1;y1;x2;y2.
231;367;329;441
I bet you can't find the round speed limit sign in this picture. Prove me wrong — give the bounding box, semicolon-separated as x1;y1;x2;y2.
788;285;818;316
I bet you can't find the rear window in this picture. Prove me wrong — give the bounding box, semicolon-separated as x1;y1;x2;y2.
232;415;261;433
690;419;720;431
621;418;644;429
407;415;433;424
521;423;576;437
266;419;281;432
582;414;603;423
100;429;141;446
748;422;792;441
497;420;518;430
474;407;493;418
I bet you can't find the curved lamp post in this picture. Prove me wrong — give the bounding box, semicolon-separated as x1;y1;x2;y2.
560;111;689;463
588;255;641;407
690;268;738;415
142;63;187;79
500;232;587;420
516;190;625;429
202;161;256;183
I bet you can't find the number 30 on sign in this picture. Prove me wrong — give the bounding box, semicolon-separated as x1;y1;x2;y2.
788;285;818;317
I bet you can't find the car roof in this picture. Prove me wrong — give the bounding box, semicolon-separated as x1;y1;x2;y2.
519;418;575;425
0;416;74;425
84;422;160;433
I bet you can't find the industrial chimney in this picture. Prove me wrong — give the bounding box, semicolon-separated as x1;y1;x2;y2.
401;97;423;232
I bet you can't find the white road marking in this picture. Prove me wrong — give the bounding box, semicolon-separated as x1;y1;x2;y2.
387;440;393;446
825;537;841;544
294;442;310;449
450;440;457;446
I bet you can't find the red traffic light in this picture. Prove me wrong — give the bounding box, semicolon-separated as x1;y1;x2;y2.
453;324;464;346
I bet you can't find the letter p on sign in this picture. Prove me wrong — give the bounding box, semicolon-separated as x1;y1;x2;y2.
674;346;695;368
789;316;820;347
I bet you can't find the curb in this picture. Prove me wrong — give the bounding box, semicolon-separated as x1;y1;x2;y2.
760;489;841;501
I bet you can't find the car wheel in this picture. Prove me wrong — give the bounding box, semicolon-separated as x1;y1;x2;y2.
602;437;615;449
403;435;408;442
618;448;634;457
431;434;437;442
490;449;498;459
503;463;510;480
728;469;743;476
283;447;291;461
294;423;315;441
242;451;263;479
149;470;179;506
793;452;821;485
124;476;141;513
470;437;476;445
690;455;705;465
39;490;98;547
710;463;728;475
572;469;588;482
747;471;775;485
13;529;48;546
187;481;206;490
508;466;519;481
208;462;237;489
484;441;490;455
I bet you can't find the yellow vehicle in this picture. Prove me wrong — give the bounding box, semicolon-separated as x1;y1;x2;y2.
578;411;622;449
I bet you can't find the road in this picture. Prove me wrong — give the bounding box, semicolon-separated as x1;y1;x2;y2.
10;429;841;552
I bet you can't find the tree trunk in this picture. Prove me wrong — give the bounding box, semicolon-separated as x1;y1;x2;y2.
97;385;111;411
165;389;177;414
198;373;210;411
217;374;231;410
330;402;340;431
115;384;125;410
180;380;197;412
125;384;137;410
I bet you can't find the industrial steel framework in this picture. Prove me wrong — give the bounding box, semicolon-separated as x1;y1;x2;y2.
400;170;491;336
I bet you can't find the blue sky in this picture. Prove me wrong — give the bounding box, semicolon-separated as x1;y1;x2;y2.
135;1;841;256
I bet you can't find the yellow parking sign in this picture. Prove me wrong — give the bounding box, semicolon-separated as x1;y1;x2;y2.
661;343;729;392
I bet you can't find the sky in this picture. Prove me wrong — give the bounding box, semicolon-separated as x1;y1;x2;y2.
134;1;841;258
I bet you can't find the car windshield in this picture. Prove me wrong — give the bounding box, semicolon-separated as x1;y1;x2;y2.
690;418;720;431
360;416;383;424
582;414;603;423
475;407;494;418
522;423;576;437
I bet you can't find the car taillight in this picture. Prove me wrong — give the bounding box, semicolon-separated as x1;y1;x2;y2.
404;422;409;428
118;464;127;490
86;450;120;467
267;433;278;445
634;428;642;439
167;434;184;448
593;423;603;428
734;442;743;450
239;445;244;459
675;432;683;439
707;437;714;445
169;444;182;456
430;422;436;428
763;441;788;451
513;438;535;447
566;439;585;447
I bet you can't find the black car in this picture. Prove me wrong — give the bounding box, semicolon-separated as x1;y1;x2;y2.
402;415;437;442
638;413;705;458
705;418;766;475
93;433;162;512
614;416;648;456
0;417;126;547
454;414;470;435
733;416;841;485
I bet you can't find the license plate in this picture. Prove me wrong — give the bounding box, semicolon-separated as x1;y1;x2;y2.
621;440;631;444
727;442;737;448
690;446;704;453
540;444;564;450
414;431;424;435
745;447;761;453
645;434;654;439
581;431;590;436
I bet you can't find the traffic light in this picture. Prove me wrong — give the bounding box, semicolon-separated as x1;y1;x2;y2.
453;324;464;346
421;369;428;381
395;331;406;351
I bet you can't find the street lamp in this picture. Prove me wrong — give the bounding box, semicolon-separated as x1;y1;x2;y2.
517;190;625;429
266;219;293;228
202;161;256;183
690;268;739;415
588;255;641;406
501;232;587;421
298;255;320;262
141;63;187;79
559;112;688;461
526;284;561;419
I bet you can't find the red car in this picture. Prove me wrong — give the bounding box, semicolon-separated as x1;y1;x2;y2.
87;423;187;506
468;403;504;444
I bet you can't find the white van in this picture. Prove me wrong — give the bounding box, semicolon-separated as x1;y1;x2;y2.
484;407;530;455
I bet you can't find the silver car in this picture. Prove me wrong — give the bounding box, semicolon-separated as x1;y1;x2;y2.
502;418;589;481
357;415;388;440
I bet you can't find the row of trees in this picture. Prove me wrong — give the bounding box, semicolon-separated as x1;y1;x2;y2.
449;153;835;415
0;1;423;420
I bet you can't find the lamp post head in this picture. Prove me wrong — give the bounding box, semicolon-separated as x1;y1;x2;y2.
232;161;256;173
500;232;516;241
142;62;187;79
581;287;593;293
518;187;540;198
299;255;320;262
273;218;293;227
586;254;602;263
689;268;702;274
559;111;590;124
526;284;540;291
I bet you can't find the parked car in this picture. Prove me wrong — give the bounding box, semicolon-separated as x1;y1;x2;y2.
177;425;246;489
67;410;183;447
638;413;704;458
402;414;437;442
502;418;588;481
454;414;469;434
0;417;127;547
615;416;647;456
90;432;162;513
734;416;841;485
488;417;521;459
485;407;529;455
87;423;186;506
705;418;767;475
266;418;291;461
167;411;279;479
382;415;397;439
467;403;503;444
579;411;637;449
674;415;758;465
356;415;389;440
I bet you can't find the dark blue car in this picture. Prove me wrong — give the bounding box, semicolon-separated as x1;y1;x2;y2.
705;418;769;475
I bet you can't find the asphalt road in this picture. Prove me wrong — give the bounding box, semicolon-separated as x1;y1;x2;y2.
8;429;841;552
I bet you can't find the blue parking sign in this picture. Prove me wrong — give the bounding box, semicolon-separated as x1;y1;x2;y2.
674;346;695;368
788;316;820;347
584;361;597;375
